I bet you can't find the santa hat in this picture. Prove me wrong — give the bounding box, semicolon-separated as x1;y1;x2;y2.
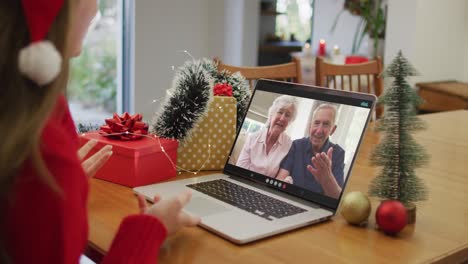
18;0;65;86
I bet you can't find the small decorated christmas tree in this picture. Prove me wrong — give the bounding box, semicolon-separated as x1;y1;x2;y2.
368;50;429;206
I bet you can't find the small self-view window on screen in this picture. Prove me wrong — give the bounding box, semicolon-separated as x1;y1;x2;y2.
228;90;370;199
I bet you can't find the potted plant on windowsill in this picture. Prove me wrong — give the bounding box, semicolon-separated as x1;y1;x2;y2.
332;0;386;58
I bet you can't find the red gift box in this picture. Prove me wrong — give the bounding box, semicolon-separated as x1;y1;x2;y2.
80;131;178;187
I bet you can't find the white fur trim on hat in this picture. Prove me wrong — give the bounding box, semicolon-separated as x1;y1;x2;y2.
18;40;62;86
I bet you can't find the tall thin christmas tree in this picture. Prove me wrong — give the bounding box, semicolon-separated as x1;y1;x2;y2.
368;51;429;206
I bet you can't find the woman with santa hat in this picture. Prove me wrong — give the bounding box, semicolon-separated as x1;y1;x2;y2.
0;0;200;263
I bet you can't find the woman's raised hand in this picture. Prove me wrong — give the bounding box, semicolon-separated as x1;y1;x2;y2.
137;190;201;236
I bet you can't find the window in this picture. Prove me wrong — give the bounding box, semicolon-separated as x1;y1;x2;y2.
69;0;133;128
276;0;313;42
241;118;264;134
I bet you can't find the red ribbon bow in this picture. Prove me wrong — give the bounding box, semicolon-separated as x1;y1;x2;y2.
99;112;149;140
213;83;233;96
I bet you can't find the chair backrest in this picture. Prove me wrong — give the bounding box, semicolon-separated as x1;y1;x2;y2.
215;57;302;90
315;56;384;117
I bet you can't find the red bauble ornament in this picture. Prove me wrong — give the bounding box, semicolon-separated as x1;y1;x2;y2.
375;200;408;235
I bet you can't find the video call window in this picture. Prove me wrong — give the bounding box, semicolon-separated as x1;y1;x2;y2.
228;90;370;199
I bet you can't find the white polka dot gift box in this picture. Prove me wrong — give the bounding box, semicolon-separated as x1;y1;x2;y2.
177;96;237;170
150;59;251;172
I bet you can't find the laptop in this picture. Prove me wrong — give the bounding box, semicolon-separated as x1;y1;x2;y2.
134;79;376;244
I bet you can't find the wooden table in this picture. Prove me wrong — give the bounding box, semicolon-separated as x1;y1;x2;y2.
87;110;468;263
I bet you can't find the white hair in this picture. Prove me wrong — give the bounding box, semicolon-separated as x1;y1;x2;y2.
312;103;337;124
266;95;298;127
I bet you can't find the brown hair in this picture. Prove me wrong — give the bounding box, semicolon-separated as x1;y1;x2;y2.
0;0;72;196
0;0;72;261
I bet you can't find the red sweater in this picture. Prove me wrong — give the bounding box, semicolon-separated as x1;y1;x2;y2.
4;96;167;263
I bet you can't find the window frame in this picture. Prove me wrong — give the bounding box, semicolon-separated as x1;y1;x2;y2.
120;0;134;113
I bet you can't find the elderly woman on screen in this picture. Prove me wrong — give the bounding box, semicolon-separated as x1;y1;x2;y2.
236;95;297;177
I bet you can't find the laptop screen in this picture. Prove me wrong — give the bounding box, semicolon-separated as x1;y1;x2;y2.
224;80;376;210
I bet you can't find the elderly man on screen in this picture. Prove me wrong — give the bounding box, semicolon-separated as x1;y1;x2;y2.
276;104;345;199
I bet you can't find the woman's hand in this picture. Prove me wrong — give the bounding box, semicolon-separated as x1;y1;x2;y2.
137;191;201;236
78;139;113;177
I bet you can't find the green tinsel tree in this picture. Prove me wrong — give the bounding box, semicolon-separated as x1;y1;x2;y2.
368;50;429;206
152;59;251;142
152;59;213;141
201;59;251;129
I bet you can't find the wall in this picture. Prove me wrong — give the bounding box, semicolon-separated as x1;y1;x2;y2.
208;1;226;63
223;0;260;67
134;0;212;117
385;0;468;83
383;0;418;65
242;0;260;66
413;0;466;82
223;0;244;66
133;0;259;117
258;0;277;45
464;2;468;82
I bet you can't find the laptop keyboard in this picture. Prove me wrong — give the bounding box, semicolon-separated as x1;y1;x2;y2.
186;179;307;221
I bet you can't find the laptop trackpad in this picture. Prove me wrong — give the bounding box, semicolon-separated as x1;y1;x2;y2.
185;196;232;217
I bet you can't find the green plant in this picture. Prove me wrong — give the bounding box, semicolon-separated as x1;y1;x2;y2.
77;122;102;133
331;0;386;57
68;39;117;112
275;0;312;42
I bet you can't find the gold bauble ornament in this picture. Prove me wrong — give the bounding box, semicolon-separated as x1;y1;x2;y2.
341;191;371;225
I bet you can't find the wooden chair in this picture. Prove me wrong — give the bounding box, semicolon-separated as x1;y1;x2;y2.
315;56;384;117
215;57;302;90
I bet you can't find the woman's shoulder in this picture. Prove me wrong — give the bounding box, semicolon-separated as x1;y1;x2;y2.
247;128;265;141
41;95;80;161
